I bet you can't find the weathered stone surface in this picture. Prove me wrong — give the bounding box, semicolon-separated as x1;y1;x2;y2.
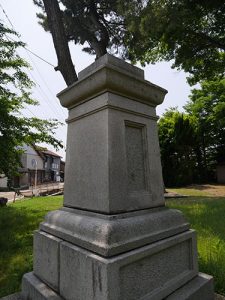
78;53;145;80
57;54;166;214
22;273;62;300
40;207;189;257
18;54;214;300
0;293;22;300
57;54;167;109
165;273;214;300
33;231;62;291
59;230;198;300
62;92;165;213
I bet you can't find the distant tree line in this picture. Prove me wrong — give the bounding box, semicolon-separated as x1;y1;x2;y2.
158;78;225;187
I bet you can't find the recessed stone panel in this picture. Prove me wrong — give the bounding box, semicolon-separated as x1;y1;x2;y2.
59;231;198;300
125;123;147;192
119;240;191;300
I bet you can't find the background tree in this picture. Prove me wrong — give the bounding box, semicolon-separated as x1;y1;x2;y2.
121;0;225;85
33;0;126;85
0;22;62;180
159;78;225;186
158;108;197;186
185;78;225;178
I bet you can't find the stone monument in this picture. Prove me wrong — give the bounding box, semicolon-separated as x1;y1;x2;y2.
20;54;214;299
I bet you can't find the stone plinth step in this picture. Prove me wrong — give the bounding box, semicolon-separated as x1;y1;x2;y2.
165;273;214;300
0;293;22;300
1;272;216;300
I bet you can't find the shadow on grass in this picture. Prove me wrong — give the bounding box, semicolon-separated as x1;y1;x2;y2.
0;197;63;298
182;184;217;191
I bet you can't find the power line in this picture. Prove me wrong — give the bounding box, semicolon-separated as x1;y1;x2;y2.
0;4;67;120
0;3;55;68
25;106;37;118
0;4;66;152
19;45;67;119
0;3;14;29
5;32;66;121
22;46;55;68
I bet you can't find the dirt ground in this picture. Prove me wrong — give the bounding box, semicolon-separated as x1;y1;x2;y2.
185;184;225;197
216;293;225;300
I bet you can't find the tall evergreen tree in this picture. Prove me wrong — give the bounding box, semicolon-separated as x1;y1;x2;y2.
158;108;197;186
158;78;225;186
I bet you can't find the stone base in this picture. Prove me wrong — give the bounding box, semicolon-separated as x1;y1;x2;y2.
20;272;214;300
17;206;214;300
19;227;214;300
21;273;62;300
0;293;22;300
165;273;214;300
57;231;198;300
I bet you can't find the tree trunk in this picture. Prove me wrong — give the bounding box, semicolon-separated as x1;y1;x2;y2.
194;146;204;182
43;0;78;86
89;1;109;59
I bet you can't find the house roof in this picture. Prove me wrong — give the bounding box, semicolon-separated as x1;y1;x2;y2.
31;144;62;159
41;150;62;158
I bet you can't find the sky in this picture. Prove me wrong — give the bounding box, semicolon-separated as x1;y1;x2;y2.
0;0;192;159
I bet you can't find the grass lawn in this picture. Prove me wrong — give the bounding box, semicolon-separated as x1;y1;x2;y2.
0;196;63;298
1;195;225;297
167;196;225;295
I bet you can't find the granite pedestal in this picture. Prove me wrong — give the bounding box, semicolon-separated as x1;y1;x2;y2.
19;54;214;299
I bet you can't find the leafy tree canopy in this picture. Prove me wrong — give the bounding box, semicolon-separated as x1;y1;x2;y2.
33;0;225;86
0;22;62;179
158;77;225;186
185;78;225;163
122;0;225;85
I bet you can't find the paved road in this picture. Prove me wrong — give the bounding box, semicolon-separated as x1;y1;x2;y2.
0;182;64;202
0;191;17;202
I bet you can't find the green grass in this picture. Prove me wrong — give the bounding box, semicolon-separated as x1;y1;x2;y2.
167;196;225;295
1;195;225;297
0;196;63;298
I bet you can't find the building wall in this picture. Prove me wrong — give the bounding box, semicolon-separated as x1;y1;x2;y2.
51;157;60;172
44;155;61;182
217;165;225;183
22;145;44;170
18;145;44;187
19;173;29;187
52;157;61;181
0;175;8;188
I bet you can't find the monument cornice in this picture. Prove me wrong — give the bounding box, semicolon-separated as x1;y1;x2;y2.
57;55;167;109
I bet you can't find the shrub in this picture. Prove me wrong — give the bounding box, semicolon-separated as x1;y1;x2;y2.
0;197;8;206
